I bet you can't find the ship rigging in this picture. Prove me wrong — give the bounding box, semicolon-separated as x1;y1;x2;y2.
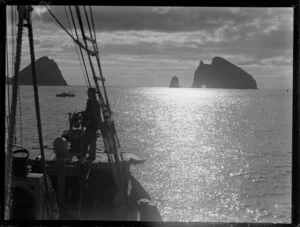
4;5;161;221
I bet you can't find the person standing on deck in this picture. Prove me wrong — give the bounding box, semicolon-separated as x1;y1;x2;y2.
81;87;100;160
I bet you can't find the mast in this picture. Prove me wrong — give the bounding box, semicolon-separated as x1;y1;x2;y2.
2;3;12;220
4;5;25;220
5;5;51;219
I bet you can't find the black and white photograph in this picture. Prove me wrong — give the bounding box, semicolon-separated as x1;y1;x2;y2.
3;3;295;224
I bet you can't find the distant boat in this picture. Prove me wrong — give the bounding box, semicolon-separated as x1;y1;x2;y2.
56;91;75;97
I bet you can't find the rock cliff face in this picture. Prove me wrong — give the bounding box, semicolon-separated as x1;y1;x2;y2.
8;56;67;86
192;56;257;89
169;76;179;88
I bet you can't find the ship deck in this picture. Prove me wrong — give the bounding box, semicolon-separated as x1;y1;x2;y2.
25;150;162;221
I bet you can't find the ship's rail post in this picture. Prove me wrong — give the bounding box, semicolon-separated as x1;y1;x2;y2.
138;198;158;221
53;137;68;208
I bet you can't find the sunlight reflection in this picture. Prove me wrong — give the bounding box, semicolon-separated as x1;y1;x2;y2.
163;88;218;105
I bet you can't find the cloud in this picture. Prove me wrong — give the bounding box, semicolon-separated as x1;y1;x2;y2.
33;6;48;16
6;6;293;88
33;6;260;32
152;7;173;14
30;6;292;63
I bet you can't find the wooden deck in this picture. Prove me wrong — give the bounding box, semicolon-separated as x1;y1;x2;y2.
29;151;145;164
23;149;164;221
28;150;145;174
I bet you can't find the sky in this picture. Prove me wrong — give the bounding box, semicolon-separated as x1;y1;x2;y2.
6;6;293;89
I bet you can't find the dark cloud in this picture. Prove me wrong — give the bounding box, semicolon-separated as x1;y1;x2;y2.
95;36;293;69
24;6;293;88
33;6;291;32
32;6;292;62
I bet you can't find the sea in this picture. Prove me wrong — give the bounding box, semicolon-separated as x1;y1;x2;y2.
5;85;292;223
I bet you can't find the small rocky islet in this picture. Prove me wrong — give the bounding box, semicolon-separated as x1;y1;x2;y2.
168;56;257;89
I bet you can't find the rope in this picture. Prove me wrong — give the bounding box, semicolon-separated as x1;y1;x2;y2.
83;7;123;160
74;6;110;153
13;7;23;149
6;13;11;130
89;6;96;44
18;84;23;148
44;5;88;52
87;8;121;149
27;15;49;195
44;6;128;217
64;6;89;88
65;6;89;89
11;6;17;146
83;6;94;42
83;6;108;103
75;5;120;177
83;7;127;200
5;5;25;219
14;8;19;148
72;6;129;217
68;6;92;88
75;7;106;108
88;8;126;197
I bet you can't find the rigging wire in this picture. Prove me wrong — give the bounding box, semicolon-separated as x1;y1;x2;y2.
45;4;123;174
18;87;23;148
74;6;120;177
14;7;18;148
5;5;25;219
74;7;106;121
64;7;86;85
6;12;11;130
67;6;113;180
68;6;92;88
27;8;50;195
44;5;95;58
8;6;23;150
88;7;121;148
83;6;94;42
83;6;97;80
87;7;112;116
84;6;126;185
47;5;107;153
74;6;105;134
14;6;23;149
46;5;122;157
64;6;89;89
44;6;129;215
81;7;122;155
75;7;106;107
9;6;15;145
89;6;96;43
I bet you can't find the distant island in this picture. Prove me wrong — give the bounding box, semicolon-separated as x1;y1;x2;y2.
169;76;179;88
7;56;68;86
192;56;257;89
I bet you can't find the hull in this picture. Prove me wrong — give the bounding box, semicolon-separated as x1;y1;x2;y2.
23;151;162;221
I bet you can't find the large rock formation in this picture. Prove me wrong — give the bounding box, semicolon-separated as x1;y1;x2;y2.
8;56;67;86
169;76;179;88
192;56;257;89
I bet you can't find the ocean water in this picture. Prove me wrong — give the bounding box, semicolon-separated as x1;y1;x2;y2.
5;86;292;223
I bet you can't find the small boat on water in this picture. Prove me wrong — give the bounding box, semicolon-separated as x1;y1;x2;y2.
4;5;162;221
56;91;75;97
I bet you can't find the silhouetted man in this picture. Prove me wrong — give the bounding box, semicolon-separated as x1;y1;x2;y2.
81;87;100;160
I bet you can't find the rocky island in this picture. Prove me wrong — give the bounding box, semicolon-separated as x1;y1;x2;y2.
192;56;257;89
169;76;179;88
7;56;68;86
